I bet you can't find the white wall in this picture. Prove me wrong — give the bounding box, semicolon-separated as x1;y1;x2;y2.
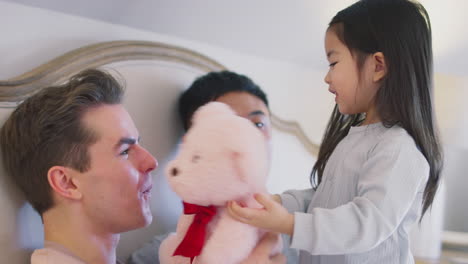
434;74;468;149
434;74;468;233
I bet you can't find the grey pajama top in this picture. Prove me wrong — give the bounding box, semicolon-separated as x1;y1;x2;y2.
280;123;429;264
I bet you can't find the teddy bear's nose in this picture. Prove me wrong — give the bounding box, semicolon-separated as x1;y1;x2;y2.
171;167;179;177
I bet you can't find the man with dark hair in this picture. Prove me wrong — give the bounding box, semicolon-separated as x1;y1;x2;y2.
1;69;284;264
179;70;270;132
129;71;291;264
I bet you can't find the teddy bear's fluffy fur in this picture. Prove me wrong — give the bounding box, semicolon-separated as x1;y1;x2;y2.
159;102;281;264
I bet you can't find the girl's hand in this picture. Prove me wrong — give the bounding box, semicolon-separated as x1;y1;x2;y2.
272;194;282;204
227;193;294;235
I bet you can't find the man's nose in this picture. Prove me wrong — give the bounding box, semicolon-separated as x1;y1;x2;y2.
139;146;158;173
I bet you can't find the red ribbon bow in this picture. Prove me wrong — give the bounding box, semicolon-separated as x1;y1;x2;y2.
173;201;217;263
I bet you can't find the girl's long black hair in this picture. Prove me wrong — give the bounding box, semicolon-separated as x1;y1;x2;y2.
312;0;443;217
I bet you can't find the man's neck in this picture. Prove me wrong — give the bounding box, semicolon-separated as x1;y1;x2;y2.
42;209;120;264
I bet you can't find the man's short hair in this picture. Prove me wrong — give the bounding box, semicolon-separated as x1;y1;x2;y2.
0;69;124;215
178;71;268;130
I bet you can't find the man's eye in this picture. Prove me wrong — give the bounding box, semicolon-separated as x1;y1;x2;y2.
120;149;129;156
329;62;338;67
254;122;265;129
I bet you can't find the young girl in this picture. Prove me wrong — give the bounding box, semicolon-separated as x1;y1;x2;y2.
228;0;442;263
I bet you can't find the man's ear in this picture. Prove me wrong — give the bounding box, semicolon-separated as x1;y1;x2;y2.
47;166;82;200
372;52;387;82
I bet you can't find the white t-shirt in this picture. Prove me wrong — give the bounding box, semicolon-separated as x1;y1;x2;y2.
31;241;123;264
31;241;86;264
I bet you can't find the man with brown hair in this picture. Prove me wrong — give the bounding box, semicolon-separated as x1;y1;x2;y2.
1;69;157;264
0;69;284;264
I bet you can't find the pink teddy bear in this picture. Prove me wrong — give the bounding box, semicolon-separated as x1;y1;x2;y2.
159;102;281;264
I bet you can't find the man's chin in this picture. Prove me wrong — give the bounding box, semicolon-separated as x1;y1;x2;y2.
120;213;153;232
123;218;152;233
141;214;153;227
136;203;153;227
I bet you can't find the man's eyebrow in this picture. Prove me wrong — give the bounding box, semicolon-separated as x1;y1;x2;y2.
248;110;266;117
115;136;140;149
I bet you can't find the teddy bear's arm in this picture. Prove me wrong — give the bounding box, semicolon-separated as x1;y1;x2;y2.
158;214;195;264
196;211;259;264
